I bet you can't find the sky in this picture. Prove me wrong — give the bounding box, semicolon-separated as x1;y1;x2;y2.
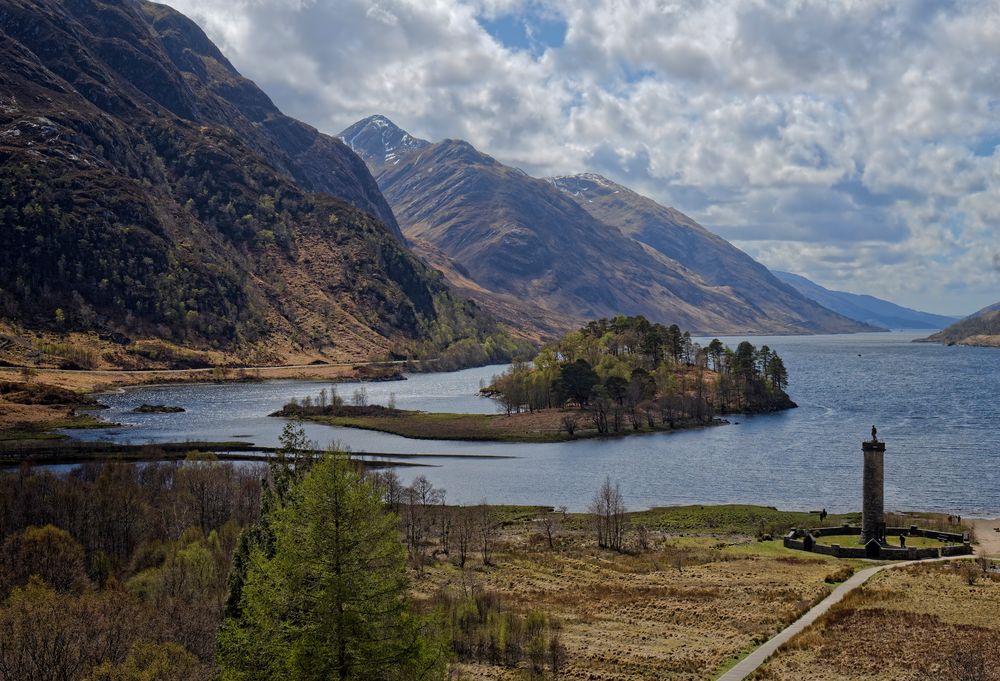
164;0;1000;316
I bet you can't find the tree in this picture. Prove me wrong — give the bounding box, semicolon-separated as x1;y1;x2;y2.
479;504;498;566
560;414;579;437
453;508;476;569
537;507;565;549
707;339;725;372
588;385;611;434
89;642;211;681
0;579;142;681
604;376;628;404
217;453;447;680
225;424;312;619
589;477;627;552
560;360;599;407
766;354;788;391
0;524;89;596
734;341;756;379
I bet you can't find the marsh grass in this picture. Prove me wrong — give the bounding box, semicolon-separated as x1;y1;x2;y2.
756;560;1000;680
417;504;859;680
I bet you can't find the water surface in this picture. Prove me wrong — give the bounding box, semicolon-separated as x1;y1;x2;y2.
68;333;1000;516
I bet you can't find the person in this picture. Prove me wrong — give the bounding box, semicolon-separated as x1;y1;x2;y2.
819;508;828;525
871;424;878;442
900;534;906;548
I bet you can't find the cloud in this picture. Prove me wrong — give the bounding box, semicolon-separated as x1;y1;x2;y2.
164;0;1000;316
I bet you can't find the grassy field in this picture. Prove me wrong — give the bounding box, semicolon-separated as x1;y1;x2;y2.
812;534;961;549
414;504;868;680
624;505;860;537
301;407;717;443
752;559;1000;680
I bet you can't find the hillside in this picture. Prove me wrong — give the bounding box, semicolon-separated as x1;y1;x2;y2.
919;302;1000;347
552;174;873;335
341;116;873;338
773;271;957;330
0;0;514;367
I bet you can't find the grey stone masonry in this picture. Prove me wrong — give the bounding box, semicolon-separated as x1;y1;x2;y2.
862;438;886;544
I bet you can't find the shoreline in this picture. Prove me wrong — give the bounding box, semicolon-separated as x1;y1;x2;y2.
0;362;412;436
0;438;517;469
274;405;732;444
0;361;407;393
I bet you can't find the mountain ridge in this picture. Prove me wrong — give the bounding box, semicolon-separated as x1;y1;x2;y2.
773;271;958;330
919;302;1000;348
550;173;872;335
341;115;874;338
0;0;515;367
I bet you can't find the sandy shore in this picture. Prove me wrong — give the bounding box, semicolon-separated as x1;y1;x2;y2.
0;363;390;393
972;518;1000;556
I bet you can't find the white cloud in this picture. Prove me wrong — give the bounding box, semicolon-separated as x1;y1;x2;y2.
164;0;1000;315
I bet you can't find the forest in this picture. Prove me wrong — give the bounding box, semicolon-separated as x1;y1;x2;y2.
485;315;793;433
0;426;568;680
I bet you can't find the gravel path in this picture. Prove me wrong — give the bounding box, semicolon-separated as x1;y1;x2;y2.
716;553;977;681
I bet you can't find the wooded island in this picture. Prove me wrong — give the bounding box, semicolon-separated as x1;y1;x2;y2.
275;316;794;442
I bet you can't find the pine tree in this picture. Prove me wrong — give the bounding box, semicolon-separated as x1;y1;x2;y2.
217;453;447;680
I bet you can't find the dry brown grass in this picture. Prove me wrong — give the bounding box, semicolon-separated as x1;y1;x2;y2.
753;560;1000;680
416;516;857;680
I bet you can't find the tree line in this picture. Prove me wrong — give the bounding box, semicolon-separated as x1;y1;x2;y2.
485;315;792;433
0;420;580;679
0;455;263;679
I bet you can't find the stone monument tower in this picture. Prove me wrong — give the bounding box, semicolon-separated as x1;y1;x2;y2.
861;426;886;545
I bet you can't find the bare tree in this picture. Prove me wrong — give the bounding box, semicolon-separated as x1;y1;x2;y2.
479;503;498;566
635;524;650;553
369;469;402;513
537;507;565;549
560;414;579;437
589;477;627;551
436;494;451;555
453;508;476;569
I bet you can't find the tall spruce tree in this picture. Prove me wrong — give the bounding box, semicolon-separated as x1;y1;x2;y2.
217;453;447;680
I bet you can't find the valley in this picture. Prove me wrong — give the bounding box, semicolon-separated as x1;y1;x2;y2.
0;1;995;680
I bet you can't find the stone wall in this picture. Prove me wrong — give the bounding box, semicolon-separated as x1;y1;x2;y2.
782;527;972;560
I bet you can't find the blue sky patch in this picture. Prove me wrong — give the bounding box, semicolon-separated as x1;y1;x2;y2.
478;5;566;58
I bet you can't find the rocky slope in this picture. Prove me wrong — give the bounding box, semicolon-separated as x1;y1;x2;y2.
0;0;512;365
342;116;873;337
340;115;430;176
552;174;873;335
773;271;958;330
919;303;1000;347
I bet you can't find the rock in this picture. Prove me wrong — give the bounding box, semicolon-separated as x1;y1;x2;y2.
132;404;185;413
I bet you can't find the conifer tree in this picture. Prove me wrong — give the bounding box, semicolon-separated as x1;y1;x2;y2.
217;452;447;681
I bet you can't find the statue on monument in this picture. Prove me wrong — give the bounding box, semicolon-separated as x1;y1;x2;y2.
871;424;878;442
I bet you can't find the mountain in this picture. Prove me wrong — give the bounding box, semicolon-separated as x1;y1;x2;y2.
341;116;873;337
0;0;513;366
773;271;959;330
340;115;430;175
551;174;872;335
919;302;1000;347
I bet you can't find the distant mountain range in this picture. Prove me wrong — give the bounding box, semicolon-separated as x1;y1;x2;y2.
919;302;1000;347
773;272;959;330
0;0;509;365
340;115;874;338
